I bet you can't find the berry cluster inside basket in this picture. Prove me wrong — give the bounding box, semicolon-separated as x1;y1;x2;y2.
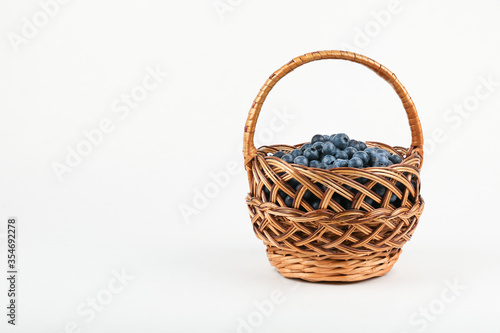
243;51;424;282
260;133;418;212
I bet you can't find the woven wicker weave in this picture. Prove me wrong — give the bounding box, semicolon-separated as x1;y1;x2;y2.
243;51;424;282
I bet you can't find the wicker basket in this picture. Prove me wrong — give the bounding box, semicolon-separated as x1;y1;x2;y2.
243;50;424;282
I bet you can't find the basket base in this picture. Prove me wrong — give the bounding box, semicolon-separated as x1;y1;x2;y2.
266;246;402;282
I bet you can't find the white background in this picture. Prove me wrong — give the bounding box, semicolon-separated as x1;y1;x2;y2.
1;0;499;332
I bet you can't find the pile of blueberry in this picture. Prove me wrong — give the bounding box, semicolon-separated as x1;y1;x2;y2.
261;133;415;210
270;133;402;169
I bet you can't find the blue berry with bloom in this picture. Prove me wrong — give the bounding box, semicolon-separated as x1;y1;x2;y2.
348;140;362;151
312;142;324;153
344;146;357;158
281;154;293;163
332;133;350;149
309;160;321;168
322;141;337;156
373;154;390;167
390;154;403;164
348;157;363;168
273;151;286;158
301;143;312;151
335;150;349;160
353;151;370;165
293;156;309;167
304;147;319;161
321;155;336;166
333;159;348;168
290;149;302;159
311;134;325;144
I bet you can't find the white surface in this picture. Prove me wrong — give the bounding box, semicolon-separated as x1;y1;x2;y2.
0;0;499;332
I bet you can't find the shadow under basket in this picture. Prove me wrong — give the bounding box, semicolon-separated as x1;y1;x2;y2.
243;51;425;282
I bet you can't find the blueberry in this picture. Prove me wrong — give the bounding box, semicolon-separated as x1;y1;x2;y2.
356;177;368;184
293;156;309;167
353;151;370;165
303;147;319;161
364;197;374;206
318;162;327;169
365;147;378;159
390;193;397;203
309;160;321;168
273;151;286;158
328;134;337;142
368;154;376;165
284;195;293;207
290;149;302;159
358;141;367;151
348;140;362;151
323;134;330;141
376;148;391;157
348;157;364;168
303;190;314;201
311;200;320;210
311;134;325;144
322;141;337;156
287;178;299;188
335;150;349;160
344;146;357;158
312;142;324;153
368;149;385;165
373;154;390;167
390;154;403;164
326;163;336;170
281;154;293;163
321;155;336;166
301;143;313;151
332;133;350;149
333;159;348;168
373;184;386;196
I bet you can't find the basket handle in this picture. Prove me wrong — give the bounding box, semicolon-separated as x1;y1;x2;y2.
243;50;424;169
